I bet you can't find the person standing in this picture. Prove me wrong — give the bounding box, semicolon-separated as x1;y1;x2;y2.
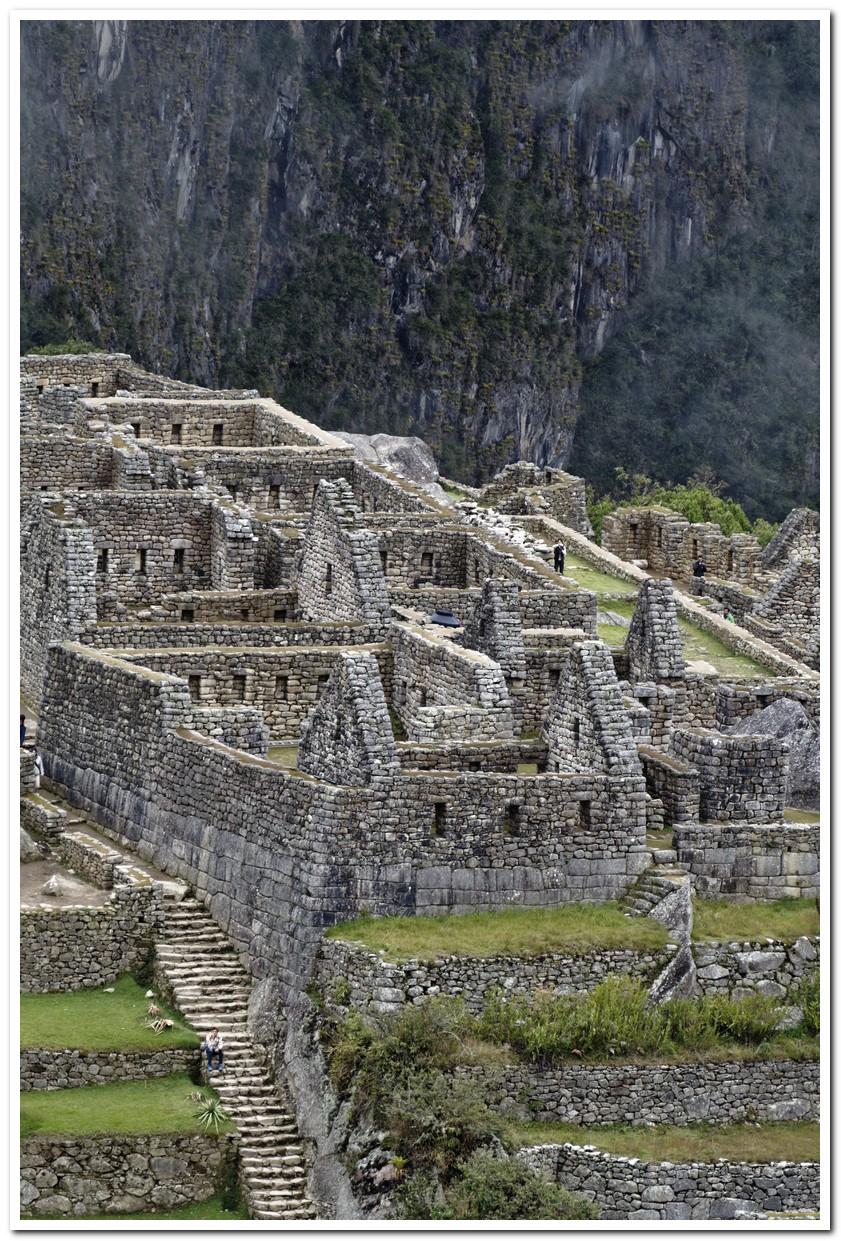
20;715;26;747
202;1027;224;1073
692;556;707;578
553;540;566;575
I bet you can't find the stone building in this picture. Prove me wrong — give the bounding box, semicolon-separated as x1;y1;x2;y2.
21;352;819;994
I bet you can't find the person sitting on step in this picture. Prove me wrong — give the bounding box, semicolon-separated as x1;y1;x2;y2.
202;1027;224;1073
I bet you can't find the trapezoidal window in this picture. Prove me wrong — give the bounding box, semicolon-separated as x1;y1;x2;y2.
170;423;182;445
325;564;333;595
432;802;447;836
419;687;428;707
135;548;148;575
172;548;185;574
420;551;433;574
240;609;250;622
579;799;592;829
275;675;288;701
274;608;287;622
629;522;638;545
91;382;99;397
268;484;280;509
727;548;735;572
181;607;195;622
226;483;238;500
506;804;521;836
317;674;329;694
572;717;581;748
96;549;109;574
212;423;224;446
232;674;247;700
131;423;141;439
187;675;201;701
380;549;388;574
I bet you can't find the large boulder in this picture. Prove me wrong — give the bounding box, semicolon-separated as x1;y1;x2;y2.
728;699;819;810
20;826;44;862
334;432;449;502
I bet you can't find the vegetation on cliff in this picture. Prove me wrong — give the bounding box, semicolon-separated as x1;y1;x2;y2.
20;19;819;515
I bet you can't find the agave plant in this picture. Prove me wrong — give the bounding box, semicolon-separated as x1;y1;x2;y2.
194;1094;230;1134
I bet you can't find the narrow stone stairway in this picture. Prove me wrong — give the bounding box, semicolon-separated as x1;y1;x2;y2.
621;864;688;919
155;896;319;1221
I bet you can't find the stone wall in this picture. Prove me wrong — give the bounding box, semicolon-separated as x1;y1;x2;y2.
21;436;116;493
21;791;67;842
21;884;164;992
20;351;130;396
20;500;98;702
315;939;672;1013
762;507;819;572
625;577;686;685
745;557;819;664
674;822;819;899
20;1134;229;1218
38;643;647;995
58;831;124;888
715;680;820;730
175;446;354;511
118;644;392;738
601;506;761;586
688;574;761;622
391;620;515;743
517;1143;819;1220
672;728;788;823
296;478;391;630
83;619;381;651
457;1057;819;1125
638;748;700;823
477;463;591;535
542;641;643;778
20;1048;200;1092
693;936;819;999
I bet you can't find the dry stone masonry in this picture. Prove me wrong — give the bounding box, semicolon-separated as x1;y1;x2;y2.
19;352;822;1222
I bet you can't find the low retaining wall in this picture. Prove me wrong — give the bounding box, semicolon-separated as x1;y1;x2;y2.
20;886;164;992
20;1133;231;1217
20;1048;200;1092
316;939;673;1012
20;792;67;843
694;936;819;999
517;1143;819;1220
674;823;819;900
456;1058;819;1125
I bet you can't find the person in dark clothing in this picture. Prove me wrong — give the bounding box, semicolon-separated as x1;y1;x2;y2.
20;715;26;747
692;557;707;577
553;540;566;575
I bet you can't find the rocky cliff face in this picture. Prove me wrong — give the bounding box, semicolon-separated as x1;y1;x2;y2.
20;20;818;495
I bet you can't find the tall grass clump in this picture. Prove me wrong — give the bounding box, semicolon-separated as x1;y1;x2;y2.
792;971;820;1035
473;978;787;1062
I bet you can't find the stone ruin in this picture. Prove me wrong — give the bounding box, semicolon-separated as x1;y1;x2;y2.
18;351;821;1221
601;504;820;670
19;351;821;996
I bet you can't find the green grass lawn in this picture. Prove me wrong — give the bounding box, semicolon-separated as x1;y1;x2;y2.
565;553;774;678
20;975;197;1052
325;903;669;962
508;1121;820;1165
597;623;630;647
29;1194;249;1221
20;1073;235;1137
677;616;774;679
267;744;299;768
692;898;819;943
784;807;820;824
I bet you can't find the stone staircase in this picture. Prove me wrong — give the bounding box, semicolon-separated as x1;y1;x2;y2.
621;858;689;920
155;896;318;1221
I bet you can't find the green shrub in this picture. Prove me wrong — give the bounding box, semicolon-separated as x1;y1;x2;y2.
792;971;820;1035
472;977;789;1062
702;992;782;1045
434;1150;599;1221
386;1069;503;1173
26;339;99;355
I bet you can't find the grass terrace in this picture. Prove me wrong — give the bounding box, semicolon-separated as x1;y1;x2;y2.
692;898;820;944
48;1196;249;1222
20;1073;234;1137
508;1121;820;1165
326;903;670;962
20;975;197;1052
